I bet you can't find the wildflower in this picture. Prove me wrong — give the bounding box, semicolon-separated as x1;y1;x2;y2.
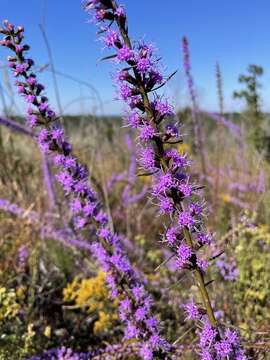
127;111;141;128
178;182;193;197
51;128;64;140
139;344;153;360
197;257;209;271
135;306;147;321
139;124;155;141
104;29;119;47
27;114;38;127
152;98;174;117
214;340;233;357
159;196;174;214
117;45;133;62
139;146;156;170
183;300;200;320
152;173;173;195
136;56;152;74
177;243;192;268
178;211;195;228
125;322;139;339
166;226;178;245
197;232;212;245
25;94;36;103
199;320;217;348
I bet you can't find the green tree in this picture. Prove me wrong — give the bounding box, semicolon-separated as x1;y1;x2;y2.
233;64;267;153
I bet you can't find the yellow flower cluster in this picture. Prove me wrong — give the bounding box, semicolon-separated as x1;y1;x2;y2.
178;143;190;154
63;271;118;334
220;193;231;203
0;287;23;321
234;219;270;330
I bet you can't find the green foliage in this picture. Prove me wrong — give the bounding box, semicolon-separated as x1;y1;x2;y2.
63;271;119;335
233;64;270;156
234;223;270;329
233;64;263;118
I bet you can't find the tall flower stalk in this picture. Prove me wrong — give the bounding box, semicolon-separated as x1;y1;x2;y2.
182;37;207;179
84;1;246;358
0;20;172;359
212;62;225;218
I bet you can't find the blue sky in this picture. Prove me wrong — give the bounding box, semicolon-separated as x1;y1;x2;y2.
0;0;269;115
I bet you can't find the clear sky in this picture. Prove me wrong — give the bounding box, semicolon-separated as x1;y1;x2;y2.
0;0;269;116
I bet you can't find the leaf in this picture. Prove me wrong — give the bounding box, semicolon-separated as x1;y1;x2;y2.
99;54;117;62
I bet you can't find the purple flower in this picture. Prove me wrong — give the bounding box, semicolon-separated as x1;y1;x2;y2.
117;69;129;82
197;232;212;245
74;216;87;229
135;306;147;321
214;340;233;357
139;344;153;360
25;94;36;104
94;210;108;224
116;6;126;17
119;298;131;312
119;83;132;100
70;198;82;213
132;286;144;302
150;70;163;85
17;245;28;269
177;243;192;268
98;227;110;239
38;128;51;152
178;182;193;197
104;29;119;47
199;320;217;348
63;157;77;169
125;322;139;339
26;76;37;86
127;112;141;128
152;98;174;117
152;173;173;195
83;202;96;216
17;85;25;94
14;63;27;75
197;257;208;271
51;128;64;140
216;254;239;281
166;226;178;245
159;196;174;214
145;316;159;331
139;146;156;170
55;170;74;194
117;45;133;62
27;114;38;127
178;211;195;228
136;57;152;74
201;350;214;360
225;329;238;346
183;300;200;320
189;202;202;216
165;148;189;170
139;124;155;141
95;8;107;21
39;102;49;112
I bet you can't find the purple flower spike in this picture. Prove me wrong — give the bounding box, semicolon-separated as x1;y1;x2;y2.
0;19;172;360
